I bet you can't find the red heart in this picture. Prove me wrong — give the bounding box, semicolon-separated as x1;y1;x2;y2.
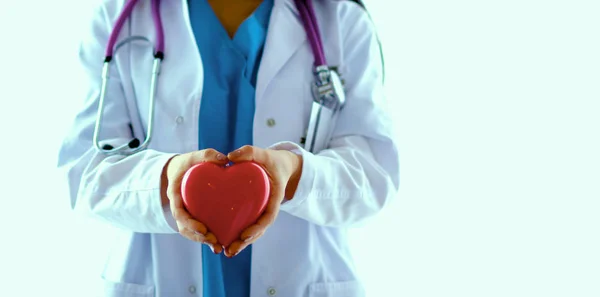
181;161;270;247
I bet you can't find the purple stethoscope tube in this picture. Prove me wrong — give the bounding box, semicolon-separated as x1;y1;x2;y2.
105;0;165;59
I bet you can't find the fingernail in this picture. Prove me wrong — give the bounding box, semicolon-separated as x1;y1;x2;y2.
244;236;254;243
195;231;202;235
209;245;215;254
217;153;225;160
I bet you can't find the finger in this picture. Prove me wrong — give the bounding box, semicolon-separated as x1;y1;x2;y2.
180;228;220;246
239;223;266;242
203;238;222;254
224;240;245;258
203;232;219;245
211;244;223;254
227;145;264;163
239;230;265;251
225;240;243;257
180;227;210;243
187;220;209;235
223;247;233;258
227;230;265;257
171;202;207;234
191;149;229;165
171;201;205;232
180;228;223;253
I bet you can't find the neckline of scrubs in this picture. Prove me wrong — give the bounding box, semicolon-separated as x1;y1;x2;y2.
187;0;274;296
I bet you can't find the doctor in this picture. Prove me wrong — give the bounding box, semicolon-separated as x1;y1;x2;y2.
58;0;399;296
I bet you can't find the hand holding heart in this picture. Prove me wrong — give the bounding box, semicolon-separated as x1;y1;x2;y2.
223;145;303;257
164;145;303;256
163;149;229;254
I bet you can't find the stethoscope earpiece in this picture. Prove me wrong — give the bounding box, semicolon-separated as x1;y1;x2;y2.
128;138;141;149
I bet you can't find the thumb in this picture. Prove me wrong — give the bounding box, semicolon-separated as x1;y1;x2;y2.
190;149;228;165
227;145;266;163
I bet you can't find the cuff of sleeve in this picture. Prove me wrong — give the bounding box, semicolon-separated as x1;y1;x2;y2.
267;141;315;212
148;153;179;234
162;203;179;232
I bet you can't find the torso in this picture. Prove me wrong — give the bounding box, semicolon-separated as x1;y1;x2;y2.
95;0;369;295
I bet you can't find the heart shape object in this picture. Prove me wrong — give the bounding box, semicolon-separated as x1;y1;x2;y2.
181;161;270;247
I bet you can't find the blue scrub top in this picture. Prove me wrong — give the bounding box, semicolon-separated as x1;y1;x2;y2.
188;0;273;296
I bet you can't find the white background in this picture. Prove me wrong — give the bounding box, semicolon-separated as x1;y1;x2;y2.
0;0;599;296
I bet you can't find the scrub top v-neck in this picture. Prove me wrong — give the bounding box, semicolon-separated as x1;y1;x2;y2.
188;0;273;296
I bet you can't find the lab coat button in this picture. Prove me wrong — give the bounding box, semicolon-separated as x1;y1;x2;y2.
267;287;276;296
188;285;196;294
176;116;184;124
266;118;276;127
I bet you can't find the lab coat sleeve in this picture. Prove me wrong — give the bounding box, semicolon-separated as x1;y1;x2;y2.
56;3;179;234
270;7;400;228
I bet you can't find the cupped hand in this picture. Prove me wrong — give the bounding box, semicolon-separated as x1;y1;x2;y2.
162;149;230;254
223;145;303;257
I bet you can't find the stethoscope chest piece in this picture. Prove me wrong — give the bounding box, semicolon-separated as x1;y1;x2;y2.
312;66;346;110
303;66;346;153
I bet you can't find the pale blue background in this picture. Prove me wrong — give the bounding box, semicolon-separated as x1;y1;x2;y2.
0;0;598;296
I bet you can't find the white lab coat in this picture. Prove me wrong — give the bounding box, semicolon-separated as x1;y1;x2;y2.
57;0;400;296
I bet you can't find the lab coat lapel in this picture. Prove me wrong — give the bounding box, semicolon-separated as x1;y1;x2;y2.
256;0;307;101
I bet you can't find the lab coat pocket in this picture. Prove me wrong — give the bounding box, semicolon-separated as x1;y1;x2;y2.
308;280;366;297
102;278;155;297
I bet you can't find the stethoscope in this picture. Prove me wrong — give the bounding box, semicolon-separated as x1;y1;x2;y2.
94;0;366;156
